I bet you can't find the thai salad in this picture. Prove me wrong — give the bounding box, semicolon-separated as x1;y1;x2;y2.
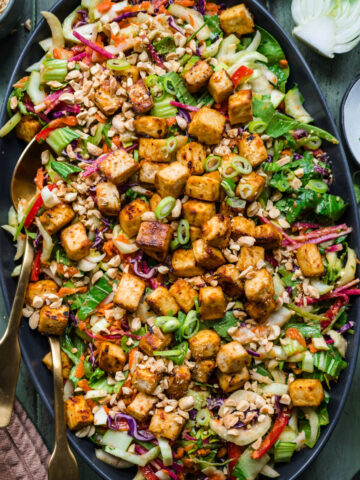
0;1;359;479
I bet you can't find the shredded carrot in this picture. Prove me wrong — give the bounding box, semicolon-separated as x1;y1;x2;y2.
308;344;318;354
13;76;29;89
285;327;306;348
34;168;45;190
97;302;114;316
140;1;151;8
77;321;87;331
175;0;195;5
158;5;167;13
96;0;114;12
112;135;121;147
280;59;289;68
166;116;177;127
118;20;130;28
185;444;194;452
77;379;91;393
86;399;97;409
281;149;292;156
95;113;106;124
58;286;88;297
75;355;85;379
174;447;185;459
205;2;219;14
116;234;130;244
57;264;80;277
103;240;119;258
53;47;73;59
128;347;139;370
188;14;195;27
111;34;126;46
102;141;110;153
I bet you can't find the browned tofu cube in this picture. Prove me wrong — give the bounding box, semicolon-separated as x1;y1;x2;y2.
171;249;205;277
185;171;220;202
146;286;179;316
188;107;226;145
132;367;161;395
199;286;226;321
245;298;276;321
139;161;166;185
216;342;249;374
289;379;324;407
193;239;225;270
236;171;266;202
176;141;206;175
139;328;173;356
94;83;122;115
183;199;216;227
149;193;161;211
127;79;153;114
169;278;198;313
98;342;126;373
117;65;139;83
38;305;69;335
228;89;253;125
202;214;231;248
208;69;233;104
237;246;265;271
134;116;167;138
96;182;120;216
192;359;216;383
119;198;149;238
127;392;157;421
39;203;75;235
254;224;283;250
296;243;325;277
167;365;191;399
182;60;213;93
190;225;202;242
188;329;221;359
217;367;250;393
231;215;256;239
219;4;254;36
136;221;173;262
16;116;41;143
238;132;268;167
114;273;145;312
26;279;58;306
42;351;72;379
139;138;171;163
216;264;243;296
60;222;90;261
99;148;139;185
65;395;94;430
244;268;274;302
149;410;186;441
155;161;190;198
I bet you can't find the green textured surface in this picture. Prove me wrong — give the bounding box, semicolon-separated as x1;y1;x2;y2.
0;1;359;479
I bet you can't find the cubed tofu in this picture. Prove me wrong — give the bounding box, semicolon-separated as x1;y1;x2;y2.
185;171;220;201
96;182;120;216
116;65;139;83
114;273;145;312
149;193;161;211
183;199;216;227
16;116;41;143
238;132;268;167
127;392;157;421
245;297;276;321
216;342;249;374
244;268;274;302
167;365;191;399
134;116;167;138
289;379;324;407
182;60;213;93
231;216;256;239
127;79;153;114
202;214;231;248
169;278;198;313
60;222;90;261
26;279;58;306
217;367;250;393
139;138;172;163
228;89;253;125
176;142;206;175
38;305;69;335
42;351;72;379
189;329;221;359
199;286;226;320
139;161;166;185
155;161;190;198
236;171;266;202
139;327;173;356
296;243;325;277
98;342;126;373
132;367;161;395
237;246;265;271
208;69;233;104
39;203;75;235
119;198;149;238
99;148;139;185
94;83;122;115
219;4;254;36
65;395;94;430
136;221;173;262
192;359;216;383
149;410;186;441
193;239;225;270
190;226;202;242
254;224;283;250
216;264;243;296
146;286;179;316
188;107;226;145
171;249;205;277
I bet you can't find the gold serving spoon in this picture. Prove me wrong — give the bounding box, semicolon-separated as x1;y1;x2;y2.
0;138;78;478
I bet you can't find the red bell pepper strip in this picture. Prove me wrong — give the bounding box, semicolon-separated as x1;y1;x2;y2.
321;297;346;330
231;65;254;88
23;184;57;229
228;443;245;480
251;410;292;460
139;465;158;480
35;116;77;142
30;251;42;281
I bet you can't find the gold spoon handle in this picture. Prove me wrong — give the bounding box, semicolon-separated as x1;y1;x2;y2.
0;239;33;428
48;336;78;480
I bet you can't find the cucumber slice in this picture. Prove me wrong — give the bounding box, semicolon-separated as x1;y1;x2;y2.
232;447;270;480
102;431;133;450
168;4;210;41
26;71;46;105
284;86;313;123
271;89;285;108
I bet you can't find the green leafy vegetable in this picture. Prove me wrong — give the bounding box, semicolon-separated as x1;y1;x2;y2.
252;94;275;124
285;322;322;338
50;159;82;179
275;188;319;223
212;311;238;341
77;277;113;321
153;36;176;55
266;112;298;138
257;26;289;92
204;15;222;41
315;193;348;221
161;71;197;106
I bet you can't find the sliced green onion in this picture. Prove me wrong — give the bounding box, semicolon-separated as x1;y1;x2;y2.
231;156;252;175
303;136;322;150
281;168;295;181
134;149;139;162
163;76;177;95
162;136;178;157
221;164;238;178
306;179;328;194
287;303;326;322
170;237;181;250
0;112;21;138
180;310;199;339
177;219;190;245
41;58;68;83
196;408;210;426
237;183;254;200
158;438;173;467
107;58;130;71
185;24;206;44
179;53;191;66
153;341;188;365
151;94;177;118
226;197;246;209
275;178;290;192
154;316;180;333
221;178;236;197
248;119;267;134
205;155;222;172
194;297;200;315
155;196;176;220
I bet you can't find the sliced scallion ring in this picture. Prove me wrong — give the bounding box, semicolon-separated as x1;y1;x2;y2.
303;137;322;150
275;178;290;192
221;164;238;178
154;316;180;333
226;197;246;209
106;59;130;71
221;179;236;197
306;179;328;193
177;219;190;245
231;156;252;175
155;196;176;219
205;155;222;172
162;136;178;157
281;168;295;181
163;77;176;95
248;119;267;134
238;183;254;200
196;409;211;426
180;310;199;339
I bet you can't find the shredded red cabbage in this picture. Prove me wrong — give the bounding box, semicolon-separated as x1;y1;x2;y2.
73;9;89;28
258;216;296;246
72;30;115;59
170;101;200;112
168;16;185;35
292;129;308;139
113;10;146;21
147;41;165;69
245;348;260;357
265;254;279;268
339;321;355;334
23;101;51;124
194;0;205;15
112;413;155;441
68;51;86;62
292;152;303;160
325;243;343;253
